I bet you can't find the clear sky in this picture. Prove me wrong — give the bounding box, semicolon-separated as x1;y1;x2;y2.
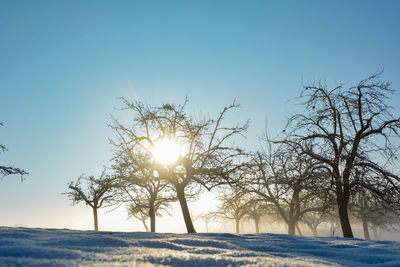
1;0;400;232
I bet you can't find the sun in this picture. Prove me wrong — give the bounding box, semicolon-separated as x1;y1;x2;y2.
152;138;181;165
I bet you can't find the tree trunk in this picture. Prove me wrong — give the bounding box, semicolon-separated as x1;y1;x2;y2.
330;222;336;237
305;223;319;236
311;227;318;237
372;226;378;240
149;201;156;232
255;218;259;234
141;219;150;232
288;220;296;235
93;207;99;231
362;217;370;240
205;221;209;232
296;223;303;236
235;218;240;234
377;226;382;239
176;185;196;233
337;197;354;238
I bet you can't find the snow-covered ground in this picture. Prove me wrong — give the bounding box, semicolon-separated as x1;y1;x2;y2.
1;227;400;266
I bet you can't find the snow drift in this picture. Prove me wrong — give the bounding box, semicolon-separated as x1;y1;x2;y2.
1;227;400;266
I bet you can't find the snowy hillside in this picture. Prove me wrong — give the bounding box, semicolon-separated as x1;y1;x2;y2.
1;227;400;266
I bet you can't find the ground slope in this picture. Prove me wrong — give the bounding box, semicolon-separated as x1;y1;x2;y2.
0;227;399;266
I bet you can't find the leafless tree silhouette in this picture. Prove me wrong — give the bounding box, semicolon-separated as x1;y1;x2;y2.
127;204;151;232
349;167;399;240
279;72;400;237
110;98;249;233
112;151;175;232
300;210;329;237
245;197;271;233
64;171;116;231
193;212;217;232
217;189;249;233
241;142;330;235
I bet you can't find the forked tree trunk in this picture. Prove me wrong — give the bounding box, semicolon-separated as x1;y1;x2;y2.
362;217;370;240
149;201;156;232
176;186;196;233
93;207;99;231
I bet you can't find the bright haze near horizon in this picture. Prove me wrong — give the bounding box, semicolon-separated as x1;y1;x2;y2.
1;0;400;233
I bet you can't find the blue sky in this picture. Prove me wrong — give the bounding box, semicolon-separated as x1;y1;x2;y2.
1;0;400;231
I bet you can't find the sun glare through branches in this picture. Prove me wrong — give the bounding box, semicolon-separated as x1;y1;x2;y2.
152;138;181;165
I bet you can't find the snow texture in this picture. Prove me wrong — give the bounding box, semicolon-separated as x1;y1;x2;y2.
1;227;400;266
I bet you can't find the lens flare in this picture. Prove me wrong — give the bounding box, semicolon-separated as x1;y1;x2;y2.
152;138;180;165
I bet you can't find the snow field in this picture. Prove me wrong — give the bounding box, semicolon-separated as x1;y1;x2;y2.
1;227;400;266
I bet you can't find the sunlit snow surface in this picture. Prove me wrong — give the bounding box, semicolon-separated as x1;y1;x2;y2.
1;227;400;266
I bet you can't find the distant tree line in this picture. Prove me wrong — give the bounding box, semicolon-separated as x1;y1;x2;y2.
64;72;400;239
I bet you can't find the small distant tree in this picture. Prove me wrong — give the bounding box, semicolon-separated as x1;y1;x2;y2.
242;142;329;235
217;189;249;233
127;203;170;232
369;210;399;240
1;122;27;179
113;151;175;232
127;204;149;231
64;171;116;231
300;210;329;237
351;191;375;240
245;197;271;234
349;167;400;240
194;212;217;232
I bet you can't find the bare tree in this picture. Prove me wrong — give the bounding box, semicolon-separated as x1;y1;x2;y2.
349;167;400;240
245;197;271;233
242;143;329;235
1;122;27;179
351;191;375;240
64;171;116;231
280;72;400;237
127;204;150;232
369;210;399;240
217;189;249;234
113;151;175;232
300;210;329;237
110;98;248;233
193;212;217;232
